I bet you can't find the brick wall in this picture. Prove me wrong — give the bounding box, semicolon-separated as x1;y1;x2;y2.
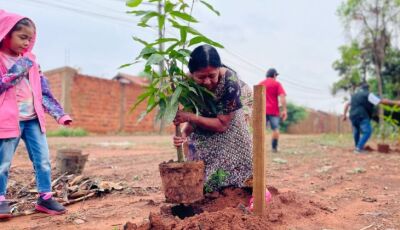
43;67;159;134
44;68;352;135
44;69;65;131
287;110;352;134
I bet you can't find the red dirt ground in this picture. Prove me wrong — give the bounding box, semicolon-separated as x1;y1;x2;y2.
1;134;399;230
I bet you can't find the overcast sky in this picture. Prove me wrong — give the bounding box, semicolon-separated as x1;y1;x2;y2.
0;0;348;113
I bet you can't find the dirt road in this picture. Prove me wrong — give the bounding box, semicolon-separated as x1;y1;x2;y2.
2;134;399;229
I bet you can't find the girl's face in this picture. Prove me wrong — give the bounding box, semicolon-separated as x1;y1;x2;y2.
192;66;220;91
2;25;34;56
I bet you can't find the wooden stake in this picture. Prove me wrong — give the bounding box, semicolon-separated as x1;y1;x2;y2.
252;85;266;215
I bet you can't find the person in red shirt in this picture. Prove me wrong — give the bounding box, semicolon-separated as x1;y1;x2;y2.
258;68;287;152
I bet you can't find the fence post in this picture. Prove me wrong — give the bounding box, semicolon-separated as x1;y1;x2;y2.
252;85;266;215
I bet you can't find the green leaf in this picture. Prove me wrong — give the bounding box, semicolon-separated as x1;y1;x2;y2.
180;27;187;44
170;11;198;23
188;97;200;114
169;50;182;59
168;18;182;27
188;86;198;95
200;1;220;16
126;10;148;16
126;0;142;7
170;86;183;106
188;36;223;48
178;49;191;57
138;22;149;28
150;38;179;46
168;63;181;77
165;42;180;53
169;19;202;35
158;15;165;32
130;90;152;113
163;100;179;124
146;53;164;66
140;12;160;26
179;3;189;11
139;46;157;59
169;50;188;65
132;36;148;46
186;27;202;36
156;98;167;121
118;60;141;69
164;2;175;13
146;94;157;113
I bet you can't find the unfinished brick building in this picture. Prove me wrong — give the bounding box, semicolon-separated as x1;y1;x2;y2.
43;67;157;134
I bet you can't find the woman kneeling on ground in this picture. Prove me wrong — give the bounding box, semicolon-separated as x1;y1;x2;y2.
173;44;252;191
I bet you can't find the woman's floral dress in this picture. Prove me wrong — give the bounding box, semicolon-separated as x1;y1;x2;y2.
187;69;253;190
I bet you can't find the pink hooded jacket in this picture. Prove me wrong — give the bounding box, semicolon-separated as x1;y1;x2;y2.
0;10;71;139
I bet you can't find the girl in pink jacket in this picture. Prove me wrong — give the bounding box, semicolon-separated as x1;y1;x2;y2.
0;10;72;218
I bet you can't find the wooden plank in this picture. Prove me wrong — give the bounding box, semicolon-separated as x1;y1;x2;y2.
252;85;266;215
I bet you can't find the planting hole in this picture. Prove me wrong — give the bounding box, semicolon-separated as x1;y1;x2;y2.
171;204;203;219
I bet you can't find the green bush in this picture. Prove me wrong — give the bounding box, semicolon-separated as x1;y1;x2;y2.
47;127;88;137
372;105;400;144
280;103;308;132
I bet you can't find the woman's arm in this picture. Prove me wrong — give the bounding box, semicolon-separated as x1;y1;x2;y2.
174;111;234;133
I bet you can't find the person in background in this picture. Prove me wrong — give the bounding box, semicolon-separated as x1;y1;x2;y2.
258;68;287;153
343;83;400;153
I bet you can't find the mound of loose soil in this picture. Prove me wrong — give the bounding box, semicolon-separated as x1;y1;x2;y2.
127;186;330;230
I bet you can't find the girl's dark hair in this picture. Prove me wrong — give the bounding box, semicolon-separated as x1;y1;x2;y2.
9;18;35;34
188;45;222;73
0;18;34;48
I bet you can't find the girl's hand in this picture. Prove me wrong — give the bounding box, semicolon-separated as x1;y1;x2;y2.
173;135;187;147
58;115;73;126
63;119;72;126
173;111;194;125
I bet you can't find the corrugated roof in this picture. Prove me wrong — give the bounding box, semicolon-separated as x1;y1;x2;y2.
113;73;149;86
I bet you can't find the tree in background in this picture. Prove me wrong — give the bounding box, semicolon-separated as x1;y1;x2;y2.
332;41;364;96
280;103;308;133
337;0;400;117
382;48;400;99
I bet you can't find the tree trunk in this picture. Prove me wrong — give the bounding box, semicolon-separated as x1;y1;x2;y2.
375;63;384;123
175;125;184;162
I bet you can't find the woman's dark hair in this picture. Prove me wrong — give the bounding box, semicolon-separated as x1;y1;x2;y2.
0;18;34;48
188;45;222;73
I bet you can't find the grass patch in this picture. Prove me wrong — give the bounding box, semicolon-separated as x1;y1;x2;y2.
306;134;353;147
47;127;88;137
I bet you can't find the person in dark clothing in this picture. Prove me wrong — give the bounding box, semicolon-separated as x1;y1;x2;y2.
343;83;400;153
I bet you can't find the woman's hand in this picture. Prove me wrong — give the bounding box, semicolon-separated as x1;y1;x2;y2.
173;111;194;126
173;135;187;147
